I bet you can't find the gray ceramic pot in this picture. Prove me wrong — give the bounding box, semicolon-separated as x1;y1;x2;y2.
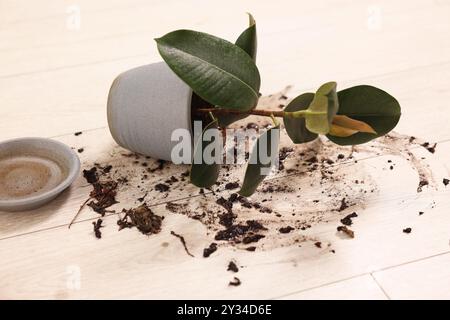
107;62;193;161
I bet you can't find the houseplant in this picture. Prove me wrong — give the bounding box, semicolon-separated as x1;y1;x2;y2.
107;14;401;197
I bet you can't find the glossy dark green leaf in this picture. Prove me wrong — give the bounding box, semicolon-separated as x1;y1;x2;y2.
283;93;318;143
216;14;257;127
305;82;338;134
235;13;257;61
327;85;401;145
239;124;280;197
156;30;260;110
190;119;221;187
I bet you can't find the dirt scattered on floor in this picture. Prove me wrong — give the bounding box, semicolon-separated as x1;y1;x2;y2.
224;182;239;190
229;277;241;286
75;87;442;260
203;243;218;258
74;131;82;136
227;261;239;273
117;204;164;235
83;167;98;184
363;132;437;193
87;180;118;215
101;165;113;174
80;166;119;215
214;219;267;248
92;219;103;239
337;198;349;212
137;192;148;202
155;183;170;192
170;231;194;257
242;233;265;244
340;212;358;226
443;178;449;186
337;226;355;238
403;227;412;234
421;142;437;154
279;226;295;234
417;179;429;193
148;159;167;173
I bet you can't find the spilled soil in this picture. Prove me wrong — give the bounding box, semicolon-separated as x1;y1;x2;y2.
73;87;441;256
118;204;164;235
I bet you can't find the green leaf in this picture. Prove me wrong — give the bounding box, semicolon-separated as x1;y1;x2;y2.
305;82;338;134
326;85;401;145
283;93;318;143
235;13;257;61
190;119;221;188
216;14;257;127
156;30;260;110
239;124;280;197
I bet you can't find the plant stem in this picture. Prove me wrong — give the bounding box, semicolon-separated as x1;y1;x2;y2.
208;111;216;122
196;108;326;119
270;114;279;126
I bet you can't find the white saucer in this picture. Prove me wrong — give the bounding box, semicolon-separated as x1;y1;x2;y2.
0;137;80;212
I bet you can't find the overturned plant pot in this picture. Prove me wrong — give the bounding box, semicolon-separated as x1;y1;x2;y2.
107;62;195;161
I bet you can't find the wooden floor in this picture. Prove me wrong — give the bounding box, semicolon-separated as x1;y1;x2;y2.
1;0;450;299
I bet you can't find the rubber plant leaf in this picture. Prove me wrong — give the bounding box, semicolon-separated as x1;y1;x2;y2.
305;82;339;134
217;13;258;127
235;13;257;61
327;85;401;145
239;124;280;197
156;30;260;110
190;119;221;188
283;92;318;143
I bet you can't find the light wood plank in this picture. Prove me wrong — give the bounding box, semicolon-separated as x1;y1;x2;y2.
373;252;450;299
1;59;450;142
277;275;387;300
0;57;147;140
2;0;449;89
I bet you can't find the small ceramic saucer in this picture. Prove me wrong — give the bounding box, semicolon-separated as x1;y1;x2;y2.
0;137;80;212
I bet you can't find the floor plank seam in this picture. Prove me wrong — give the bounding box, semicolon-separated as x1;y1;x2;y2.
0;222;77;242
370;273;391;300
3;50;450;90
270;272;369;299
0;191;213;241
49;126;108;139
372;249;450;274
